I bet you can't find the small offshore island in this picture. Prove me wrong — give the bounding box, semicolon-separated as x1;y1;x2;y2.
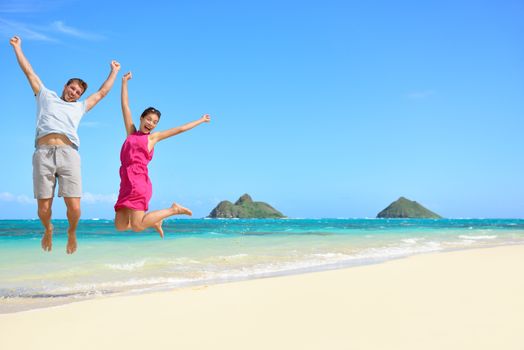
208;194;285;218
377;197;442;218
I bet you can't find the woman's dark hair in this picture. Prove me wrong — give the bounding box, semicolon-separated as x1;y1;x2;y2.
140;107;161;119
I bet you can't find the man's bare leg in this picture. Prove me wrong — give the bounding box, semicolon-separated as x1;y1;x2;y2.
130;203;192;237
64;197;81;254
37;198;54;252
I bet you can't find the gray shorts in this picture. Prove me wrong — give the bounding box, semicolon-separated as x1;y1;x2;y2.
33;145;82;199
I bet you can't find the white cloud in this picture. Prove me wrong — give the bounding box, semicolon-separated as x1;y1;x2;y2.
0;18;104;42
82;192;117;204
0;191;117;205
0;192;34;204
51;20;104;40
0;18;55;41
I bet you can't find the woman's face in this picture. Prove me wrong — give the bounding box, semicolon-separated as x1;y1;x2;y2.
139;113;159;133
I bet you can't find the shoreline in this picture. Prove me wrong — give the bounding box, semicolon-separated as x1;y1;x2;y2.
1;244;523;349
1;242;519;315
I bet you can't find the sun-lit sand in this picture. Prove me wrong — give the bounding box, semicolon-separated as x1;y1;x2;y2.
1;245;523;350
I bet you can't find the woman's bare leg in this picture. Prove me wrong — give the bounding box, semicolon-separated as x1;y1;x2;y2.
115;208;132;231
130;203;192;237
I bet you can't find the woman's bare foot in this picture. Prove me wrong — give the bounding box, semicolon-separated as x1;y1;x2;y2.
41;225;53;252
153;220;164;239
172;203;192;216
66;229;77;254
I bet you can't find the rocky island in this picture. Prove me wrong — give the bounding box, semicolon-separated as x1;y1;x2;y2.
208;194;285;218
377;197;442;219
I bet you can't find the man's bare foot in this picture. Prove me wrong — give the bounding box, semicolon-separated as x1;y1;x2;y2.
172;203;192;216
41;225;53;252
66;230;77;254
153;220;164;239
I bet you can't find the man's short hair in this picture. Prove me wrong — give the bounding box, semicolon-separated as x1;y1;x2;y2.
66;78;88;95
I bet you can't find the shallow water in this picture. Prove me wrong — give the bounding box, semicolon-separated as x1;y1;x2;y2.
1;218;523;313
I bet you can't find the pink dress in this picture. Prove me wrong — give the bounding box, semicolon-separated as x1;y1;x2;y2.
114;131;154;211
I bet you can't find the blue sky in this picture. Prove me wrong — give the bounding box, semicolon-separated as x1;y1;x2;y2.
0;0;523;219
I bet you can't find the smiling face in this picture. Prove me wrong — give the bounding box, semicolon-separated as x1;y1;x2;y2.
139;112;160;134
61;81;86;102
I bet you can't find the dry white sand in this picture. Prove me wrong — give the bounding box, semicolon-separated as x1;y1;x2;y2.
1;245;524;350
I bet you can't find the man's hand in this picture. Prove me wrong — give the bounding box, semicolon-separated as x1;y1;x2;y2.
85;60;121;112
10;36;21;48
10;35;42;95
201;114;211;123
123;72;132;81
111;60;121;72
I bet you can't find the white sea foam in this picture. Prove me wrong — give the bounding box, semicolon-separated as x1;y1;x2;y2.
219;254;248;260
311;253;348;259
354;242;443;261
105;260;147;271
49;276;199;296
401;238;421;244
460;240;475;245
167;257;202;265
458;235;497;240
210;254;250;263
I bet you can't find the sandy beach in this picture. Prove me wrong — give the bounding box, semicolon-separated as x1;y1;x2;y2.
1;245;523;350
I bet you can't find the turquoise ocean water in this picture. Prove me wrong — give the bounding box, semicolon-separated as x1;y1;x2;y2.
1;218;523;313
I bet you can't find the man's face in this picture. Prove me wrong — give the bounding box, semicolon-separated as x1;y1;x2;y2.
62;82;85;102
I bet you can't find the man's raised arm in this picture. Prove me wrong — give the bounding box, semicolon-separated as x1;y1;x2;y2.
10;36;43;96
85;60;121;112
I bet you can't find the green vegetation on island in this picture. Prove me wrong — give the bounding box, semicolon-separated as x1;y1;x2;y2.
377;197;442;219
208;194;285;218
